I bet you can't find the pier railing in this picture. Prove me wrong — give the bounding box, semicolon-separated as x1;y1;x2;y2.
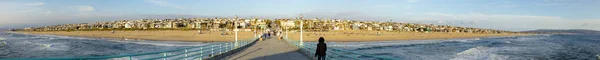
283;37;399;60
2;37;258;60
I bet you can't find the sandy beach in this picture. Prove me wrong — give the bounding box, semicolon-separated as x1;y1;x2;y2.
16;30;531;42
286;30;532;42
17;30;258;42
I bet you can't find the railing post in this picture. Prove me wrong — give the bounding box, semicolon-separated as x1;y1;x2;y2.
200;47;203;59
162;52;167;60
235;29;239;48
225;43;229;51
184;49;188;60
211;44;214;56
128;56;132;60
219;43;223;54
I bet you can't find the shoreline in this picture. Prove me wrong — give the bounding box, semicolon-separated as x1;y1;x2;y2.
13;30;534;42
15;30;258;42
6;31;169;42
286;31;534;42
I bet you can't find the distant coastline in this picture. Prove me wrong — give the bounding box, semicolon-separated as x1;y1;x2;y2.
520;29;600;34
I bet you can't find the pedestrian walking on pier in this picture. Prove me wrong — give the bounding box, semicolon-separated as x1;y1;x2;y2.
315;37;327;60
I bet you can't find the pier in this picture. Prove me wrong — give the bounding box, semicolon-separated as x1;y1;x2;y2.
226;38;310;60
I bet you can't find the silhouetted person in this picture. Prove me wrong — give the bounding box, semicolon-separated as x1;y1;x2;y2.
315;37;327;60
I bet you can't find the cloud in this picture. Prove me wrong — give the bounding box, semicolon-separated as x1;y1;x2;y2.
373;4;395;9
0;2;47;27
0;12;204;28
44;11;52;15
73;6;94;12
146;0;185;9
0;2;45;14
407;0;420;3
24;2;45;6
0;1;196;28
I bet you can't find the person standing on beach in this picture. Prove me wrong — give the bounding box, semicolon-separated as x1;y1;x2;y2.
315;37;327;60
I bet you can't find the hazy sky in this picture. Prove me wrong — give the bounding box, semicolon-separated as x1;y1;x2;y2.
1;0;599;31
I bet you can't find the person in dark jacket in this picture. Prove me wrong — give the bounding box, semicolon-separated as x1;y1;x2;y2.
315;37;327;60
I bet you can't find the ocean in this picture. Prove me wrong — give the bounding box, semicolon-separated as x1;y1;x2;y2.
325;34;600;60
0;32;209;58
2;31;599;60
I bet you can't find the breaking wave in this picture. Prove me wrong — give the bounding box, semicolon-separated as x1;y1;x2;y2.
0;32;208;58
329;34;600;60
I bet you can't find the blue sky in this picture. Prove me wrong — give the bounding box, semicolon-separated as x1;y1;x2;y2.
1;0;599;31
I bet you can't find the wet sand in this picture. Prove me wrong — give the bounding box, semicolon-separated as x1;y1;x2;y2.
17;30;258;42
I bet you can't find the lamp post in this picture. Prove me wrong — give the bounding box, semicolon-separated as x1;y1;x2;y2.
299;14;304;47
234;15;239;48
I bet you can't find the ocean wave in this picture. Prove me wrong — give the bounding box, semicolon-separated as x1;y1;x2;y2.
350;41;467;51
451;46;532;60
452;46;498;60
0;41;5;46
597;54;600;59
0;33;207;58
0;37;6;46
453;38;480;43
8;33;207;47
7;32;85;40
106;40;207;46
328;38;484;49
330;34;600;60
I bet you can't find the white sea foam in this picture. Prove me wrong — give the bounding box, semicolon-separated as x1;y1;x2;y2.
1;32;209;58
0;37;6;46
12;32;84;40
503;41;512;43
40;43;52;48
329;34;578;60
596;54;600;59
455;46;488;55
452;46;512;60
331;37;485;48
454;38;480;43
30;42;69;51
14;32;207;47
0;41;6;46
